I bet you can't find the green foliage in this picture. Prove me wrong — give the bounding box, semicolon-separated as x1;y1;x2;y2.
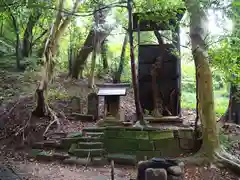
181;62;228;115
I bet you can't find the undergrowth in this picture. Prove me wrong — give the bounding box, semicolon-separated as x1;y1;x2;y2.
0;57;229;116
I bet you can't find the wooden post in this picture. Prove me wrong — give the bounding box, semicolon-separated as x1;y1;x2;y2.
127;0;144;122
111;160;115;180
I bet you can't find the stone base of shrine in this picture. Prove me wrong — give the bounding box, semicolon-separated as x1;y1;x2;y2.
144;116;182;123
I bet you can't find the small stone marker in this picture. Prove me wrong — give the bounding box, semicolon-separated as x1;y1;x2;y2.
145;168;167;180
71;96;81;113
87;92;99;120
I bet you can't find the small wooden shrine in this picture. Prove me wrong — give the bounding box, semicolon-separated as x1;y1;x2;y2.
96;83;130;120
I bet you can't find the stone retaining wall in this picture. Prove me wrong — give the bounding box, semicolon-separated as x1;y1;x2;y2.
103;127;199;160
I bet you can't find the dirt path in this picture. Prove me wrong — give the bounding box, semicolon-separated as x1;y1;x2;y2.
3;159;240;180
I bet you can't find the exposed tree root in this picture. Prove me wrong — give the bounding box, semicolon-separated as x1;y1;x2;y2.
214;148;240;175
174;148;240;175
43;105;61;137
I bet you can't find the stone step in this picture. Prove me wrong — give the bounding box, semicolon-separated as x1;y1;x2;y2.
84;132;104;137
78;142;103;149
106;153;137;165
30;149;70;161
61;136;86;149
32;140;62;149
66;132;83;138
63;156;107;166
71;148;105;158
77;136;104;142
47;132;67;140
82;127;106;133
72;113;95;122
97;120;126;127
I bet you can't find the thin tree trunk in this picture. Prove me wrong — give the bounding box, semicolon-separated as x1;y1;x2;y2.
3;1;21;69
113;33;128;83
128;0;145;125
186;0;219;161
22;10;41;57
9;12;21;69
221;84;240;124
88;44;97;88
101;39;108;71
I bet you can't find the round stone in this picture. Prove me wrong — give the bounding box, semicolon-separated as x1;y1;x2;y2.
167;166;183;176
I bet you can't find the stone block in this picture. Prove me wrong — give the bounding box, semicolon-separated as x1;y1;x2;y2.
68;143;78;154
35;151;53;161
106;153;137;165
149;130;174;140
87;93;98;120
84;132;104;137
138;140;154;150
178;129;194;139
72;148;104;158
167;166;183;176
145;168;167;180
61;136;88;149
118;130;149;139
105;139;139;151
52;152;70;161
78;142;103;149
82;127;106;133
136;151;161;160
105;130;118;138
78;136;103;142
72;113;95;122
67;132;83;138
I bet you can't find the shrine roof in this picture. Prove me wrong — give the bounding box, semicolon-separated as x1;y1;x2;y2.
97;87;127;96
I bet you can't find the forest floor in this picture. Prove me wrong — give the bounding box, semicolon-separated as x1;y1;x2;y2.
0;69;240;180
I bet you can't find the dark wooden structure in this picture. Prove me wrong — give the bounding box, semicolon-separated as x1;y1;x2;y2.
133;10;185;116
96;83;130;119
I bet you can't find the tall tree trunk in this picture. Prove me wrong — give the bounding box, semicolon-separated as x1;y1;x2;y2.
22;10;41;57
33;0;80;116
186;0;219;161
113;33;128;83
71;9;111;79
101;39;108;71
128;0;145;125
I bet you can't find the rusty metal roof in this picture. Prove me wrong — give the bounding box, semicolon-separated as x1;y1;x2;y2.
96;83;130;88
97;87;127;96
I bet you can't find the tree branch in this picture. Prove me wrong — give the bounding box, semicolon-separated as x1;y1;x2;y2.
32;29;48;47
